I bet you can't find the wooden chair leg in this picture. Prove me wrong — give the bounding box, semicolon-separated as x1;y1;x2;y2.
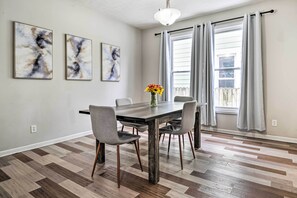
162;133;165;142
188;132;196;159
189;131;194;141
132;128;135;135
178;135;183;170
168;134;172;153
134;141;143;172
121;125;124;132
117;145;120;188
91;143;101;177
136;129;140;148
136;140;140;152
159;134;162;142
182;134;185;147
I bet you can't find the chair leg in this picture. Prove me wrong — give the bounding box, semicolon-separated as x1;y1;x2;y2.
91;143;101;177
136;129;140;148
168;134;172;153
162;133;165;142
117;145;120;188
188;132;196;159
136;140;140;151
178;135;183;170
121;125;124;132
182;134;185;148
132;128;135;135
134;141;143;172
189;131;194;141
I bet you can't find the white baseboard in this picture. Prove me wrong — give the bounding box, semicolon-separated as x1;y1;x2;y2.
202;127;297;144
0;130;92;157
2;127;295;158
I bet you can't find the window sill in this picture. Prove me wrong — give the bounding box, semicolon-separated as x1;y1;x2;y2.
215;107;238;115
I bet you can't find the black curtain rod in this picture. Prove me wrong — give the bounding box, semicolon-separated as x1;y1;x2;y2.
154;9;274;36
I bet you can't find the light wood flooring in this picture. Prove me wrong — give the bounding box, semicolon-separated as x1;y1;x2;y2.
1;130;297;198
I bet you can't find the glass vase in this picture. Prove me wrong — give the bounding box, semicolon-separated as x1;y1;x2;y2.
150;93;158;107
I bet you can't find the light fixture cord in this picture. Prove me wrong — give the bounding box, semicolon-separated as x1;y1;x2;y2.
166;0;170;8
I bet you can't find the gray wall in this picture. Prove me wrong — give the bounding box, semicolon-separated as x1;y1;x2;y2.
0;0;142;151
141;0;297;139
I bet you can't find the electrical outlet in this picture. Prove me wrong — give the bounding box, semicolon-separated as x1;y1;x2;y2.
272;120;277;127
30;125;37;133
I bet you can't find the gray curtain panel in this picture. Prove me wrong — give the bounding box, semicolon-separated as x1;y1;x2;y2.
159;31;172;101
190;23;216;126
237;12;266;131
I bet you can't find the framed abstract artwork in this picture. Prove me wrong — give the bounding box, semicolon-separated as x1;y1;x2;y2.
101;43;120;82
14;22;53;79
66;34;92;80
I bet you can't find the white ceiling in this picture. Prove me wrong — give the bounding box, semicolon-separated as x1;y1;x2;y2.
71;0;267;29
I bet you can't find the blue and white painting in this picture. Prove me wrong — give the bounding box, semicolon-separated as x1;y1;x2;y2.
101;43;120;81
14;22;53;79
66;34;92;80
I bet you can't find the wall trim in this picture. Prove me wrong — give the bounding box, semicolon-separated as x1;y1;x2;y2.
0;130;92;157
203;127;297;144
2;127;295;157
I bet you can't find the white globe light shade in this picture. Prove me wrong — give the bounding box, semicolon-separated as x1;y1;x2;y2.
154;8;181;26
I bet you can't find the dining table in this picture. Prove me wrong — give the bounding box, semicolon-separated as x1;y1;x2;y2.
79;101;204;184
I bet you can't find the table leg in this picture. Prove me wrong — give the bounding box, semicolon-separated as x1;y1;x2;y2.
96;139;105;164
194;110;201;149
148;119;160;184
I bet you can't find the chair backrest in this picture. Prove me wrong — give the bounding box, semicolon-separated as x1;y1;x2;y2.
174;96;194;102
89;105;120;144
179;101;197;133
115;98;133;106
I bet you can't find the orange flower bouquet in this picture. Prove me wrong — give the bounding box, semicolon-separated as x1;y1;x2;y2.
145;84;164;107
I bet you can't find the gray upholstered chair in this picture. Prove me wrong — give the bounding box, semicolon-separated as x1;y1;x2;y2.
162;96;194;145
89;105;143;188
115;98;148;135
168;96;194;126
159;101;197;170
174;96;194;102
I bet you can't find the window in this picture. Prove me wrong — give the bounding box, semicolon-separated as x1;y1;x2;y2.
214;22;243;110
171;33;192;99
169;23;242;112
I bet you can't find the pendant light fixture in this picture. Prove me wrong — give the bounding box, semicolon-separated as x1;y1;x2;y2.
154;0;181;26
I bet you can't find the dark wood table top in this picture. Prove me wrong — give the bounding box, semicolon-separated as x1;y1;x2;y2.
79;101;205;123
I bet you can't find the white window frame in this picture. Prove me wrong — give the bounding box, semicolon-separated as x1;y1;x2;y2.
170;32;192;100
214;22;243;115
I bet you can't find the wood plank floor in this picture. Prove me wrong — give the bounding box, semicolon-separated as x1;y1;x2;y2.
1;130;297;198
